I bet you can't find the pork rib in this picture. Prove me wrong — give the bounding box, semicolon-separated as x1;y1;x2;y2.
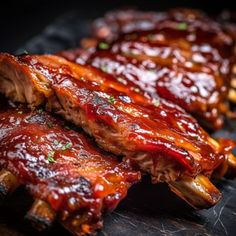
0;53;234;209
81;8;235;130
0;98;140;235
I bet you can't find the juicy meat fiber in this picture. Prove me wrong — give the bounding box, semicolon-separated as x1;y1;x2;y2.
0;99;140;235
0;53;230;184
83;8;235;129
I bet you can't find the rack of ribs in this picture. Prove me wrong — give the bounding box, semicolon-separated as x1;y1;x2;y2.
0;97;140;235
0;53;235;210
60;8;235;130
218;11;236;105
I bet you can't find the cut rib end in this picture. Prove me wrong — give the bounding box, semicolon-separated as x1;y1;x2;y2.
169;174;222;209
25;199;56;231
0;169;19;201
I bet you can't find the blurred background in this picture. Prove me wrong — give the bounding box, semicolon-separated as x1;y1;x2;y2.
0;0;236;53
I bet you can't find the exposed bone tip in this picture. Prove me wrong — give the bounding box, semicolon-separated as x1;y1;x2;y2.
169;174;222;209
25;199;56;231
0;169;19;201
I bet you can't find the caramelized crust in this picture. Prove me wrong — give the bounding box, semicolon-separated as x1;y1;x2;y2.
0;99;140;235
84;8;235;129
0;53;231;182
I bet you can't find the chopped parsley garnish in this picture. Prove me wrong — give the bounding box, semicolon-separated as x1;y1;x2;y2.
98;42;110;50
131;87;140;93
47;122;54;128
153;99;160;107
117;77;127;85
193;135;200;141
47;151;56;163
177;22;188;30
117;106;123;111
61;142;72;151
53;140;59;145
100;65;108;72
80;77;86;82
65;126;71;130
108;96;115;104
38;108;44;113
17;111;23;114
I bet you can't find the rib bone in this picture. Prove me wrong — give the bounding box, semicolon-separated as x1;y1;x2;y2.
0;169;19;200
169;174;222;209
25;199;56;231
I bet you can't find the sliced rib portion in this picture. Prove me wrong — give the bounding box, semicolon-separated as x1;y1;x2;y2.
0;53;232;209
0;99;140;235
84;8;235;130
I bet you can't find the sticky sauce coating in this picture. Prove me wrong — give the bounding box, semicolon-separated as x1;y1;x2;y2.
0;100;140;234
79;8;235;129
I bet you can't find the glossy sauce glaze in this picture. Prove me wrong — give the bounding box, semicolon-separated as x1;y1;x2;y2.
0;98;140;234
4;53;233;180
82;8;235;129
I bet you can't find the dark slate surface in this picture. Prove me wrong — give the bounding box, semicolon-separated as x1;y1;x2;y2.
1;9;236;236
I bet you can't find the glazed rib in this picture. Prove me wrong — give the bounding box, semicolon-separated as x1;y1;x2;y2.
0;99;140;235
0;53;234;209
219;13;236;104
77;8;235;130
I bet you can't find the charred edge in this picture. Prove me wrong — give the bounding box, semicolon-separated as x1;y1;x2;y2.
25;199;56;231
168;174;222;209
0;169;19;201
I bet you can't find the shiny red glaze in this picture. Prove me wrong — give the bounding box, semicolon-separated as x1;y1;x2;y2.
88;8;235;129
0;99;140;232
10;53;228;177
92;8;234;54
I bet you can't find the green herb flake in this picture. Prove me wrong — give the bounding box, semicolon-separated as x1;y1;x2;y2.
38;108;44;114
100;65;108;72
47;151;56;163
132;87;140;93
61;142;72;151
47;122;54;128
108;96;115;104
65;126;71;130
17;111;23;114
193;135;200;141
53;140;59;145
80;77;86;82
98;42;110;50
177;22;188;30
117;77;127;85
153;99;160;107
23;50;29;54
117;106;124;111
